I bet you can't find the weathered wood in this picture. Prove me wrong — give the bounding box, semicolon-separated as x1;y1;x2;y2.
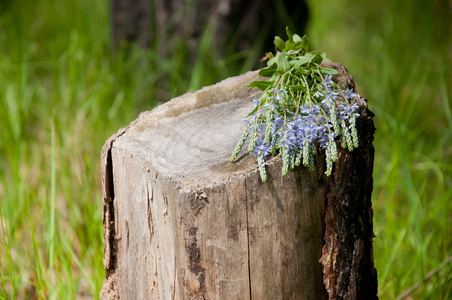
99;63;378;299
318;63;378;300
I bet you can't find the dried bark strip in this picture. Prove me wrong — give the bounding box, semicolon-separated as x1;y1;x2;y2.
319;63;378;300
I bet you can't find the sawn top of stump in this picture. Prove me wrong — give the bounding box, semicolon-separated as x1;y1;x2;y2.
104;62;365;191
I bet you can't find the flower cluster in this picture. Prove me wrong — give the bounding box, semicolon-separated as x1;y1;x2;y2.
230;29;362;182
230;74;361;182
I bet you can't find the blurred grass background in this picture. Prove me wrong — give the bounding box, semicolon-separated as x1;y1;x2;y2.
0;0;450;299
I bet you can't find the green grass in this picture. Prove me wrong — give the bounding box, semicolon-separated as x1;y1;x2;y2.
0;0;451;299
0;1;258;298
308;0;452;298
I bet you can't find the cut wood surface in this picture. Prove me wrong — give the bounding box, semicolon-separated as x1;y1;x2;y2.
99;63;378;299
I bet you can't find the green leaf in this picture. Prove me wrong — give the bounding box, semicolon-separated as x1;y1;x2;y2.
288;73;305;84
246;97;268;117
274;36;286;51
277;52;290;74
246;106;259;118
293;34;302;45
259;65;277;77
304;51;317;60
289;56;312;68
312;53;324;64
312;74;323;82
286;85;306;92
267;57;278;67
294;67;309;76
246;80;273;90
270;73;279;81
300;35;309;52
319;67;338;75
286;27;293;42
284;41;295;52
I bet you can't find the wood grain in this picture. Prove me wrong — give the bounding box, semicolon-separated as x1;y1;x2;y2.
100;64;378;299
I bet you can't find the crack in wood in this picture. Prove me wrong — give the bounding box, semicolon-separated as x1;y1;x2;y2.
185;227;206;299
245;178;253;300
101;117;141;275
146;182;154;246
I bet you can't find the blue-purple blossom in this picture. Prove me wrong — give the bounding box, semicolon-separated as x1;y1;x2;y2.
252;98;259;107
313;91;323;98
274;95;284;102
323;75;333;86
273;117;284;130
231;69;361;181
344;88;357;99
300;105;310;114
253;138;271;158
325;90;338;100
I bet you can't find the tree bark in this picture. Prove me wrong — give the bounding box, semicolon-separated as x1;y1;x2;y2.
318;63;379;299
99;63;378;299
111;0;151;48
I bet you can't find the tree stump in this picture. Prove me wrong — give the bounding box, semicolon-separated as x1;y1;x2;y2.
99;63;378;299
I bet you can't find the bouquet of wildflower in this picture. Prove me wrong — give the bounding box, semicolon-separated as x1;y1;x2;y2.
230;28;361;182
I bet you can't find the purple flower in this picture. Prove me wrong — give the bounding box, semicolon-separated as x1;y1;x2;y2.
322;75;333;86
300;105;310;114
311;105;321;115
274;117;284;128
338;103;360;121
252;137;270;157
274;95;284;102
344;88;357;99
325;90;338;100
279;134;295;151
252;98;260;107
313;91;324;98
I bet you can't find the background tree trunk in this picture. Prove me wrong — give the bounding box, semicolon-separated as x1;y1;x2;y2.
111;0;151;48
99;63;378;299
110;0;309;54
